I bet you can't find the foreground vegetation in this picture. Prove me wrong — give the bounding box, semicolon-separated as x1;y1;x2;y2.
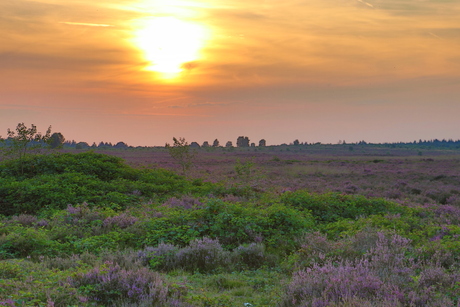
1;151;459;306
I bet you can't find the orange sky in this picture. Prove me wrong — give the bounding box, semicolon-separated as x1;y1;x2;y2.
1;0;459;146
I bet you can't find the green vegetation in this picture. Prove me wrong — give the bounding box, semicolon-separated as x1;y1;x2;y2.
0;123;52;175
281;190;409;224
0;151;459;306
165;137;196;175
0;152;214;216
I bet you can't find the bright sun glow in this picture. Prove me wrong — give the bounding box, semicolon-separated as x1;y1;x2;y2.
133;17;208;78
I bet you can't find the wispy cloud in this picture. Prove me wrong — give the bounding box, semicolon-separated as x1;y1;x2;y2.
357;0;374;8
60;22;112;27
428;32;442;39
168;102;229;109
120;112;201;117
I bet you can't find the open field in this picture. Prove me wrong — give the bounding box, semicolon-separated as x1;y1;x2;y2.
105;145;460;207
1;145;460;306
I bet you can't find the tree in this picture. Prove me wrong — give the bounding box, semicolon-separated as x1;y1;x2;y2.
237;136;250;147
293;139;300;146
202;141;210;147
1;123;51;173
165;137;196;175
114;141;128;149
212;139;220;147
49;132;65;149
234;158;255;182
226;141;233;148
76;142;90;150
259;139;266;147
2;123;51;159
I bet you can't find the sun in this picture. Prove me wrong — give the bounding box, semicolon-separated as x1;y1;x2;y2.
133;17;208;77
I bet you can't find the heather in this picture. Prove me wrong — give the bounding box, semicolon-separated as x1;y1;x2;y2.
1;146;460;306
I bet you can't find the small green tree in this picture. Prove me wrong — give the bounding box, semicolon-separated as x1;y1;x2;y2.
234;158;255;182
165;137;195;175
1;123;52;173
2;123;51;159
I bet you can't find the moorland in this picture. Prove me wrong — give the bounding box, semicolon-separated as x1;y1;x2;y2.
1;143;460;306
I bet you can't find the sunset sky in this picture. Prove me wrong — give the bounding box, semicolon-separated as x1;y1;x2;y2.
1;0;459;146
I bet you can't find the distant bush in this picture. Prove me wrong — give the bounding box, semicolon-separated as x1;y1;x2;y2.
281;190;408;223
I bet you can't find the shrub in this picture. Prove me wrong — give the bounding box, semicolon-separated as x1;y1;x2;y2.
98;249;144;271
69;262;181;306
232;243;266;269
0;260;23;279
10;214;37;226
74;231;136;253
103;213;139;229
281;260;389;307
0;152;219;216
0;152;131;181
282;231;459;306
139;242;180;271
281;190;407;223
139;199;314;254
41;253;95;271
0;227;52;258
365;232;415;285
162;195;203;209
174;237;230;273
286;229;380;271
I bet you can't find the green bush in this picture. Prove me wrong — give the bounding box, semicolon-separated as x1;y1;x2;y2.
281;190;408;223
0;152;219;216
0;227;52;258
74;231;136;253
0;261;22;279
140;199;314;255
0;152;133;181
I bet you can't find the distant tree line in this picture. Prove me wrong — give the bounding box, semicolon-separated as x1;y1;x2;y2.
4;123;458;151
60;137;460;150
336;139;460;149
188;136;267;149
62;141;130;150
